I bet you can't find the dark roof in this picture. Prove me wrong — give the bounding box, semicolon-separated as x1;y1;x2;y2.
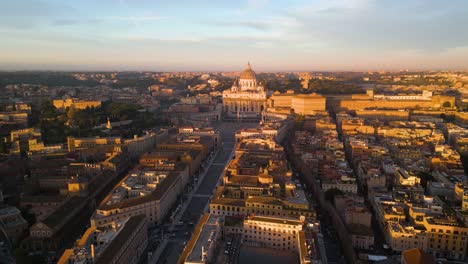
21;195;65;204
95;215;147;264
347;223;374;236
43;196;86;229
30;158;72;170
402;248;435;264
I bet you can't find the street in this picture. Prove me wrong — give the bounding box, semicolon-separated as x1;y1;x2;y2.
155;121;257;264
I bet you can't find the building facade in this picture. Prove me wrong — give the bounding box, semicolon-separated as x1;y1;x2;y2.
222;63;267;119
242;215;304;251
58;215;148;264
53;98;101;110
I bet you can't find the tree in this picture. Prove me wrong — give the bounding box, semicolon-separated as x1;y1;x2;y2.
417;172;434;190
0;138;7;154
67;105;77;120
40;100;57;119
295;114;305;130
15;248;46;264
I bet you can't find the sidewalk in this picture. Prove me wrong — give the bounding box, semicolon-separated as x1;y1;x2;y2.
148;146;222;264
172;144;222;224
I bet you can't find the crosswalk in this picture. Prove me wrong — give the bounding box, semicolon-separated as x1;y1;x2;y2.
212;163;228;166
192;194;211;198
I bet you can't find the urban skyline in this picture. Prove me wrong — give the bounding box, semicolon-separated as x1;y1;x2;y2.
2;1;468;264
1;0;468;71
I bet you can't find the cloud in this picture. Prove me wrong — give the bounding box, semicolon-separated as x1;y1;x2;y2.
239;21;271;31
247;0;270;10
282;0;468;53
0;0;74;29
122;35;203;43
250;41;274;49
100;15;168;21
51;15;168;27
0;0;71;17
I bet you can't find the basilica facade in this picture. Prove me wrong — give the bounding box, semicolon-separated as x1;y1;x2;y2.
222;63;267;119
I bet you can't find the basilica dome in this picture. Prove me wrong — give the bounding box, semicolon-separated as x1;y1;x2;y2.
239;62;256;80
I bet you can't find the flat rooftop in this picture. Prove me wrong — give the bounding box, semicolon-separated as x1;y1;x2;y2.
285;186;309;206
246;215;303;226
186;214;223;263
238;245;299;264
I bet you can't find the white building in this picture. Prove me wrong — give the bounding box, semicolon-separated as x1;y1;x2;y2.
91;166;189;227
222;63;267;119
183;214;223;264
242;215;305;251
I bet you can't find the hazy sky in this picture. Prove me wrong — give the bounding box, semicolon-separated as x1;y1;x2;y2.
1;0;468;71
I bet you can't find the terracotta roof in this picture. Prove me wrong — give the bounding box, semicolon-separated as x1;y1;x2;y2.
43;196;86;229
402;248;435;264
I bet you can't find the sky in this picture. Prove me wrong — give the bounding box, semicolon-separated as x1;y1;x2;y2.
1;0;468;71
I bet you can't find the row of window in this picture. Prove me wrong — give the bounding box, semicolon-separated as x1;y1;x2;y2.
249;226;297;234
31;230;51;237
244;238;296;250
245;235;294;243
430;229;467;235
95;210;157;226
212;210;291;218
246;230;296;238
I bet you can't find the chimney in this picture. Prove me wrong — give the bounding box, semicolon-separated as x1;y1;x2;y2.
201;246;206;261
90;244;95;260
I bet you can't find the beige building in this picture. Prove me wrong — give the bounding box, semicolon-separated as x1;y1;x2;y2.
0;206;28;244
124;132;158;159
386;221;428;252
243;215;305;251
10;128;42;153
418;214;468;259
67;136;122;152
180;214;223;264
0;111;28;126
58;215;148;264
376;195;468;260
356;110;409;121
291;94;326;114
10;128;63;154
53;98;101;110
321;181;358;194
269;90;296;108
269;91;326;115
396;168;421;186
91;166;189;227
336;92;455;111
210;191;314;220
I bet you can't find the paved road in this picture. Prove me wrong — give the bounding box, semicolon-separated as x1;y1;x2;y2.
156;121;257;264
